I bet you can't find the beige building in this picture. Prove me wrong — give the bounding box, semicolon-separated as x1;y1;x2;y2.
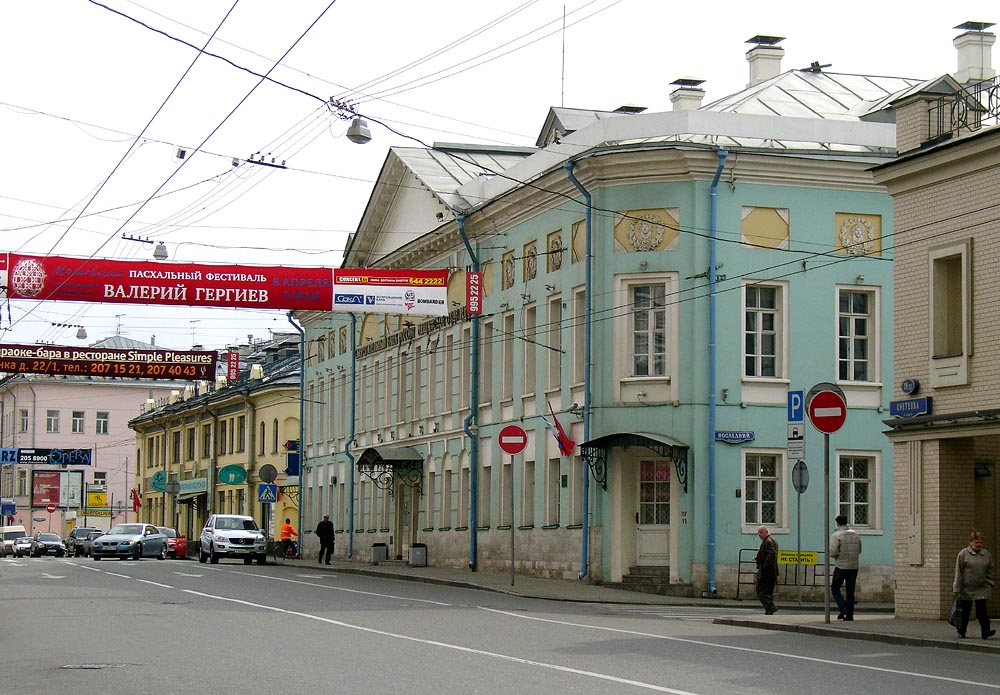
128;336;301;544
874;24;999;619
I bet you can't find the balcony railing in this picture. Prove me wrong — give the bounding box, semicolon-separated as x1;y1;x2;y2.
926;75;1000;142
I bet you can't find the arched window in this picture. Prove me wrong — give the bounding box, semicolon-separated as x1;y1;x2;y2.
272;418;279;453
259;422;266;456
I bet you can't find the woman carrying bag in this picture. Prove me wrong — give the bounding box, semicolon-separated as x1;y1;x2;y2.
952;530;996;639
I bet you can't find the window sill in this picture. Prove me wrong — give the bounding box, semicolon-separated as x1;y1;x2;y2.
422;527;435;532
476;526;491;531
566;524;583;530
518;525;534;530
541;524;560;530
497;525;512;530
455;526;468;532
437;527;451;532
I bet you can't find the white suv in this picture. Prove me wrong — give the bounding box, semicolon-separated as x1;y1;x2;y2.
199;514;267;565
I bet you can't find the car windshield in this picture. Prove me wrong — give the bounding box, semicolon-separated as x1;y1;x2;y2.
108;524;144;536
38;533;61;541
87;531;104;539
2;531;26;541
157;527;178;538
216;517;259;531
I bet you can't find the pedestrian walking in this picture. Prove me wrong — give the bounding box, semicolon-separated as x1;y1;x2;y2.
316;514;335;565
953;530;996;639
755;525;779;615
829;514;862;621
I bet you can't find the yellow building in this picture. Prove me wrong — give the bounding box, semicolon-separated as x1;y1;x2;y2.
128;339;300;545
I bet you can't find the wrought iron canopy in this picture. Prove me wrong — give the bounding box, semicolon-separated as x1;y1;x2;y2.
579;432;689;492
356;446;424;494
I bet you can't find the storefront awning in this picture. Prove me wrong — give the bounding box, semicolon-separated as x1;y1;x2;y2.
356;446;424;493
579;432;689;492
176;491;207;507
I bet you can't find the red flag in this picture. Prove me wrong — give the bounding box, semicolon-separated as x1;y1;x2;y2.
131;488;142;513
546;401;576;456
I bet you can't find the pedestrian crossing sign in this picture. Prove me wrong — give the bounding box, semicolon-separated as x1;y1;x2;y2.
258;483;277;503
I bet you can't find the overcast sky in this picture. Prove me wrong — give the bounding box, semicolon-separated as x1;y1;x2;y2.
0;0;992;351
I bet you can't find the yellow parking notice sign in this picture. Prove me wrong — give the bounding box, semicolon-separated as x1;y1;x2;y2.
87;491;108;508
778;550;817;565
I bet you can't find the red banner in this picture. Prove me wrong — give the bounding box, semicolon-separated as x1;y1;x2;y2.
226;350;239;381
3;254;333;311
466;272;482;315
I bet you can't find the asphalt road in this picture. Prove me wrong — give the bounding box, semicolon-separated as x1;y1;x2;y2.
2;556;997;695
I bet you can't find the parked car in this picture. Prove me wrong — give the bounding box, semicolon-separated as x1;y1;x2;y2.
12;535;32;557
79;530;105;557
30;532;66;557
156;526;187;559
1;525;28;556
65;526;102;557
199;514;267;565
91;523;167;561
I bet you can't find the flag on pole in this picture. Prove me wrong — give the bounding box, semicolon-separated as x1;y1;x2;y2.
131;488;142;513
543;401;576;456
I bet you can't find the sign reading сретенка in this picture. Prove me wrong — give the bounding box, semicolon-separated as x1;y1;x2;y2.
0;343;217;380
1;253;449;316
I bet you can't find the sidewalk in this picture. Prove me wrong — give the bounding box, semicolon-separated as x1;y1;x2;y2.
311;557;1000;656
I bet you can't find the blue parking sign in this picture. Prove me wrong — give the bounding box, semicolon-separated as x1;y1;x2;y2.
787;390;804;422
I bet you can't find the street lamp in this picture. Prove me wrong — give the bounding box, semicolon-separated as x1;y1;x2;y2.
153;242;169;261
346;117;372;145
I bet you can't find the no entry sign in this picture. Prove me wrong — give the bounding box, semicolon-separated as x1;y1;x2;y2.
498;425;528;455
807;389;847;434
46;503;56;513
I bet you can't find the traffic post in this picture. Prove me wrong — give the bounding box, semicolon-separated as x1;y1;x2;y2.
805;382;847;624
498;424;527;586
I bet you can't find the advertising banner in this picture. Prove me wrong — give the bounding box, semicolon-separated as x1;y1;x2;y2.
0;343;216;380
31;469;60;507
2;254;450;316
17;448;92;466
331;268;449;316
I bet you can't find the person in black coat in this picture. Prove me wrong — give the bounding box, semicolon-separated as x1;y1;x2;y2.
755;525;779;615
315;514;335;565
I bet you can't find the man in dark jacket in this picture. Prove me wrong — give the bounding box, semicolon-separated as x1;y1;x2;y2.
755;525;779;615
315;514;335;565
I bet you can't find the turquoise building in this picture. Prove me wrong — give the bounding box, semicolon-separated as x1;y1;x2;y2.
296;41;920;600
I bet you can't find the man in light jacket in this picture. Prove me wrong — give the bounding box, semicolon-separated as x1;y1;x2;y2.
829;514;862;620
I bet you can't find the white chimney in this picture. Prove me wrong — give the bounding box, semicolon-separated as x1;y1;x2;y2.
670;78;705;110
953;21;996;84
746;35;785;87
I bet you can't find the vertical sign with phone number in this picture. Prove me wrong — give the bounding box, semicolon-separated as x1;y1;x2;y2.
466;272;482;315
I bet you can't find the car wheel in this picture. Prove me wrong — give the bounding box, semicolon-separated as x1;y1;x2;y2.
198;547;208;563
132;544;142;560
210;544;220;564
256;554;267;565
93;555;101;561
157;544;167;560
243;557;253;565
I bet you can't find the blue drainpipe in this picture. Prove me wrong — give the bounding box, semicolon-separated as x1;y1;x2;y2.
565;161;592;581
345;313;358;558
288;312;306;558
457;213;481;571
708;148;728;596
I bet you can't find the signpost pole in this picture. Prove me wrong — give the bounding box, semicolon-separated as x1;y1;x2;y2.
797;486;802;605
510;454;515;587
823;432;831;624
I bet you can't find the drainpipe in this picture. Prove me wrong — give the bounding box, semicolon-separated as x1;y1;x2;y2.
708;148;729;596
457;212;481;571
565;161;592;581
288;313;306;558
345;313;358;558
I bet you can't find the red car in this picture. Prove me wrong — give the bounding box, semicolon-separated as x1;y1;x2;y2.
156;527;187;559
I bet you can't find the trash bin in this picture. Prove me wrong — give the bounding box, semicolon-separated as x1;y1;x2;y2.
408;543;427;568
371;542;388;565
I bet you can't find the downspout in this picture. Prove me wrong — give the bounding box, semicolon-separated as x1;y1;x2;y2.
564;161;592;581
288;312;306;557
345;313;357;559
244;389;257;517
457;212;481;571
708;148;729;596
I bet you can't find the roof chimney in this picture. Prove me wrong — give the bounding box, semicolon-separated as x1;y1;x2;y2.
953;21;996;84
746;35;785;87
670;78;705;111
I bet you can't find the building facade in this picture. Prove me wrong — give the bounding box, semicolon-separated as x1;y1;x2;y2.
874;25;999;619
0;336;185;536
288;34;955;601
128;336;301;543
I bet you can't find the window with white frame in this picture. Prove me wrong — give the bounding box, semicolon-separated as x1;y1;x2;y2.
479;462;492;526
72;411;85;434
630;284;667;376
547;297;562;390
19;408;28;433
743;451;782;526
458;466;469;528
569;456;583;525
46;410;59;433
838;288;876;382
481;320;494;403
744;283;782;378
929;239;971;387
93;471;106;486
573;288;585;385
523;305;537;398
838;453;876;528
545;458;561;525
501;313;514;401
96;411;109;435
522;460;535;526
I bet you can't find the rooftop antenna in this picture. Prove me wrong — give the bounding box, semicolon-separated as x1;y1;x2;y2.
115;314;125;336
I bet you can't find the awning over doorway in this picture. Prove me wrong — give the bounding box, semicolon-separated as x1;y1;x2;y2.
356;446;424;493
176;491;206;509
579;432;689;492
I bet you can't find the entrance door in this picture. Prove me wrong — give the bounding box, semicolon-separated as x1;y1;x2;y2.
391;480;419;561
636;459;671;565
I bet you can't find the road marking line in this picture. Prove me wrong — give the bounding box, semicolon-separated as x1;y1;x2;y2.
182;589;699;695
230;570;451;605
478;607;1000;690
137;579;173;588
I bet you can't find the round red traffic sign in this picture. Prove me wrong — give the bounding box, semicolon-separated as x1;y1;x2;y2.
498;424;528;455
807;390;847;434
45;503;56;513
